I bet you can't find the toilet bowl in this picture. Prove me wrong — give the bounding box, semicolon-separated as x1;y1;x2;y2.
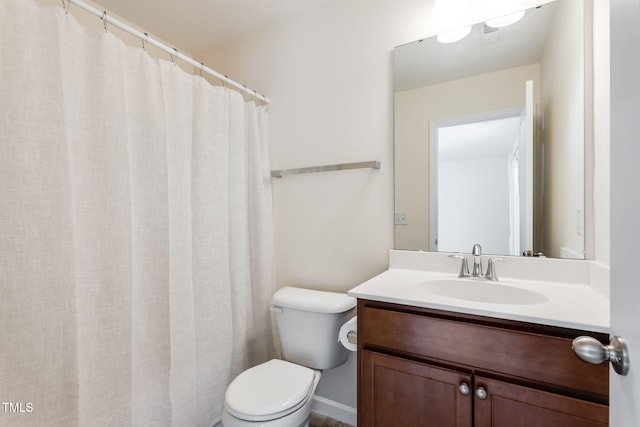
221;287;356;427
222;360;321;427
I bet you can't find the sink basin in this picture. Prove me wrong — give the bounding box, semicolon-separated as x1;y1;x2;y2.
418;279;549;305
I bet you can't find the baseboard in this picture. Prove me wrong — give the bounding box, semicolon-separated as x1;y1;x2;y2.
311;395;357;426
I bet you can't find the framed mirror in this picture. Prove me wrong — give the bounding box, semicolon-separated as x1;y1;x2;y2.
394;0;591;259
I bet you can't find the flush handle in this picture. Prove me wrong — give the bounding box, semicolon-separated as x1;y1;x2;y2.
572;336;630;376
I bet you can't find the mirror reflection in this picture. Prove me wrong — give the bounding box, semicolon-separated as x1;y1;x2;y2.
394;0;589;259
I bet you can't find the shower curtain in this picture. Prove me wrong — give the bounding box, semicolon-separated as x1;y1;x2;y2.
0;1;276;426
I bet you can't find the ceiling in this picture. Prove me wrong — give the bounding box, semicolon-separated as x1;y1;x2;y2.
90;0;333;54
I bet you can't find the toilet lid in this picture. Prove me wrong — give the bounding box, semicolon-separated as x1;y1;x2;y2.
225;359;316;421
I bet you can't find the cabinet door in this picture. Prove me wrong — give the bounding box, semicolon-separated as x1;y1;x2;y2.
360;350;472;427
474;376;609;427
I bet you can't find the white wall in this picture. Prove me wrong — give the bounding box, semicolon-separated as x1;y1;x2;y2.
197;0;606;414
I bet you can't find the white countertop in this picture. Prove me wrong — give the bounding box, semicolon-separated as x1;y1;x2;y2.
348;267;610;334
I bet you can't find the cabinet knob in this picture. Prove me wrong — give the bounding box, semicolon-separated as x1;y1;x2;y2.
458;383;470;395
475;387;488;400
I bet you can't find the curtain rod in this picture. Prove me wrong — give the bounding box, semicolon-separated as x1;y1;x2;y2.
64;0;270;104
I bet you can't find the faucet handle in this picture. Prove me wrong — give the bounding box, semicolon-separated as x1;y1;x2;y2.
448;254;470;278
485;257;509;281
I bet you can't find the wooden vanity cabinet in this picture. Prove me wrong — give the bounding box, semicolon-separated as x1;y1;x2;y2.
357;299;609;427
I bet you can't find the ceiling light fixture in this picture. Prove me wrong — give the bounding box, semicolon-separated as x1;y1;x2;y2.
485;10;525;28
437;26;472;44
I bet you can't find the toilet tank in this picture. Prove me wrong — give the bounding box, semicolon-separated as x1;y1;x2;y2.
272;287;356;370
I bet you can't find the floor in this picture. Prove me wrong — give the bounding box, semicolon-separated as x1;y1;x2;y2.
308;412;354;427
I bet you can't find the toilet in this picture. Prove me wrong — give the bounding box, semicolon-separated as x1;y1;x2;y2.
221;286;356;427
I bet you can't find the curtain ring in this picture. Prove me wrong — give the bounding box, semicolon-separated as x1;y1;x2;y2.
142;32;148;51
101;11;108;33
170;48;178;65
221;75;228;89
200;62;204;78
61;0;70;14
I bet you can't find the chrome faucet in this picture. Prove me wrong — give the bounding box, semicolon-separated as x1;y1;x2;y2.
449;244;507;281
471;243;483;277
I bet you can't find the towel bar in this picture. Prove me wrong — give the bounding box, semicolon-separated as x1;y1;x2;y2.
271;160;381;178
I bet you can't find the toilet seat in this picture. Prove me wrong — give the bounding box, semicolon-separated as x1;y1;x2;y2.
224;359;316;422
